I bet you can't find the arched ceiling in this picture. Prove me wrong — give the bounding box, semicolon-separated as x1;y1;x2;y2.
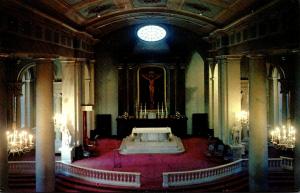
27;0;259;37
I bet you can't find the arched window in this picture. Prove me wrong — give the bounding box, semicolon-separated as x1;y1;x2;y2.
270;67;289;127
19;67;35;129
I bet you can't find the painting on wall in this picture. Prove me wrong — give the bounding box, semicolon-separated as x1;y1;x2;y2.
138;66;165;110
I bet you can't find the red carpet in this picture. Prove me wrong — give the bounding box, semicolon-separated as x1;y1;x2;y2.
73;137;218;189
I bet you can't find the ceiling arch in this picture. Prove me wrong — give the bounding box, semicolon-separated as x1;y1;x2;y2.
30;0;258;37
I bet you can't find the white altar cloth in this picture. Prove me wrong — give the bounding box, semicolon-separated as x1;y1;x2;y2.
119;127;185;154
132;127;171;142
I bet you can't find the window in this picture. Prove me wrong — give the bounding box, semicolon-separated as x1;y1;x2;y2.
137;25;166;42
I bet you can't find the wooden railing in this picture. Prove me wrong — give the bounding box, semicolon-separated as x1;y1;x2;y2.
55;161;141;187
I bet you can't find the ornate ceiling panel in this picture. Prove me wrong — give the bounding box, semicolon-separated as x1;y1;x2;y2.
17;0;261;37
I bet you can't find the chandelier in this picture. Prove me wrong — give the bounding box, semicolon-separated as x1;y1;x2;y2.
6;125;34;155
270;124;296;150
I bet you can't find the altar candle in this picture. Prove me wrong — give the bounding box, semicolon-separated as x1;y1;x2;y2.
29;134;33;144
144;103;147;114
271;131;274;142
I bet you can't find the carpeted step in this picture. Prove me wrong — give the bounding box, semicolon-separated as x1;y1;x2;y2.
8;174;35;190
56;174;139;192
165;172;249;192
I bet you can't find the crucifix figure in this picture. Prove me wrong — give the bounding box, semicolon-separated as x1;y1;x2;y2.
142;71;161;107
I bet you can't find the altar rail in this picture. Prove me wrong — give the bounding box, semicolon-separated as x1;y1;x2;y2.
56;161;141;187
8;157;293;189
162;156;293;188
8;161;141;188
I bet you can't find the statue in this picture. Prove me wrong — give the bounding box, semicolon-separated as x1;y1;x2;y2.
231;124;241;145
61;125;71;148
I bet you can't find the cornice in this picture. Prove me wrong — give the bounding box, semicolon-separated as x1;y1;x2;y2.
210;0;280;36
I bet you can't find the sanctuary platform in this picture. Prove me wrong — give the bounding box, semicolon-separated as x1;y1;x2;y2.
119;127;185;154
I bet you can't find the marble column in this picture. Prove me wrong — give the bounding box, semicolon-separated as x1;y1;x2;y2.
207;58;215;131
13;83;23;128
61;58;83;149
53;81;62;153
213;63;220;138
217;55;241;144
0;59;8;192
248;55;268;192
25;71;33;128
294;53;300;191
35;58;55;192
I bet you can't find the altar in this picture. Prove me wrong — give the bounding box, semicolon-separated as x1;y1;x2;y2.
119;127;185;154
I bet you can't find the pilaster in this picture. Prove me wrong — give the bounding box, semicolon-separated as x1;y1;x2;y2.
216;55;241;144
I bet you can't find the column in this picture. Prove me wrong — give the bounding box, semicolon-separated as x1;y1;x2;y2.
117;64;126;115
177;63;186;115
294;53;300;191
217;55;241;144
168;64;176;115
0;59;8;192
61;58;83;151
208;58;214;130
35;58;55;192
280;79;289;125
248;55;268;192
12;83;23;128
25;71;33;128
213;63;220;138
88;60;95;137
53;81;62;153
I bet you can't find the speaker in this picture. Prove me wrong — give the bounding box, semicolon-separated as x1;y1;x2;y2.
95;114;112;137
192;113;209;136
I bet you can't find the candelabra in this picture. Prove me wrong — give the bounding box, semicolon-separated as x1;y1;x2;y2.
270;124;296;150
6;125;34;156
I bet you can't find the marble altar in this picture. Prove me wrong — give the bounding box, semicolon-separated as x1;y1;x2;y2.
119;127;185;154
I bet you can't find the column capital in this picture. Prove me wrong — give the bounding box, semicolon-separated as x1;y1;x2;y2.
33;58;55;64
207;58;216;65
58;57;88;65
246;54;266;59
216;55;242;61
166;63;176;70
89;59;96;65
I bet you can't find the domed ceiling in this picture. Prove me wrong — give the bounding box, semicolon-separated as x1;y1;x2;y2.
24;0;261;37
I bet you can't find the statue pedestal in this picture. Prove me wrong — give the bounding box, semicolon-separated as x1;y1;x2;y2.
60;146;75;163
119;127;185;154
230;144;244;160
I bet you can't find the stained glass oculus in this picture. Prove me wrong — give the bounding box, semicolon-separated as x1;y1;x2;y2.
137;25;166;42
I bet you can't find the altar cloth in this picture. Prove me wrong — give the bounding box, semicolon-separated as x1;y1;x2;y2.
119;127;185;154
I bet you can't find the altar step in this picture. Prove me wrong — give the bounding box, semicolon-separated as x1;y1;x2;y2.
165;171;249;192
55;174;139;192
7;170;295;192
8;174;35;192
268;170;295;192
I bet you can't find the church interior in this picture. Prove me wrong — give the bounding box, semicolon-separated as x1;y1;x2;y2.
0;0;300;192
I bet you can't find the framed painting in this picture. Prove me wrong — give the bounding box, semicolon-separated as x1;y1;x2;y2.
137;65;166;110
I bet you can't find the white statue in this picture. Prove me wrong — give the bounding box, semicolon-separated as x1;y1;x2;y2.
61;125;71;148
231;124;241;145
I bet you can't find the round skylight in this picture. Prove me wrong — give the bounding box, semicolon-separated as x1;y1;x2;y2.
137;25;166;42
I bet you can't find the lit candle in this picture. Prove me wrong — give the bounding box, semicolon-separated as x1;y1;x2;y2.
29;135;33;144
271;131;274;142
